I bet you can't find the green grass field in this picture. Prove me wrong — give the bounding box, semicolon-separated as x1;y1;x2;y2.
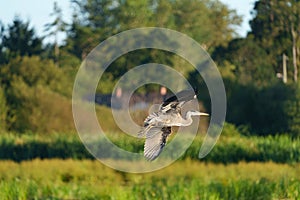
0;133;300;199
0;159;299;200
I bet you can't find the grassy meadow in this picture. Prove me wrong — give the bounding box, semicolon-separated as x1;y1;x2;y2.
0;132;299;199
0;159;299;199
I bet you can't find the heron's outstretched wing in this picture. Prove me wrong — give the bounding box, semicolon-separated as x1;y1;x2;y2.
138;112;160;137
144;126;171;161
160;89;197;113
162;89;197;105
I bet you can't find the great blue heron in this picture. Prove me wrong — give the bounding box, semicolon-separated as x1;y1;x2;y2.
138;89;209;161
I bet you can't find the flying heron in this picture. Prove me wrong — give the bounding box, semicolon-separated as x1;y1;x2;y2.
138;89;209;161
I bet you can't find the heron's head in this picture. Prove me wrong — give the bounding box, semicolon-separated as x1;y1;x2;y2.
188;110;209;117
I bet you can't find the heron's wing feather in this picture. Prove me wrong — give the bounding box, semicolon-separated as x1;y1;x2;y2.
138;112;160;137
159;102;180;113
144;112;159;126
144;126;171;161
162;89;197;105
160;89;197;113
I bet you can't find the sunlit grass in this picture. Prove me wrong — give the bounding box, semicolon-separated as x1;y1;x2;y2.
0;159;299;199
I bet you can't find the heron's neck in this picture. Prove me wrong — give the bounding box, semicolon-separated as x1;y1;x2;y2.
181;112;193;126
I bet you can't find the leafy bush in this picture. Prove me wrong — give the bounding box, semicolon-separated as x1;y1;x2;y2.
6;80;75;133
0;56;71;96
219;122;241;137
0;56;77;133
222;82;300;136
284;83;300;137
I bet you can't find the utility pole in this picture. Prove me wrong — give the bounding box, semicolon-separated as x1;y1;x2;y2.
291;26;298;83
283;53;288;84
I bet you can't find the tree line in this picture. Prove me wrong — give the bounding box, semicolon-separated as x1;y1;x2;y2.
0;0;299;136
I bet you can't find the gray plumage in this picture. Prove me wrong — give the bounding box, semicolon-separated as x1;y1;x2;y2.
139;90;209;161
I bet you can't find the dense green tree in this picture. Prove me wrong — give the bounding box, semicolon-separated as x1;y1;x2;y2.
0;85;7;131
65;0;241;87
6;78;74;133
0;56;73;132
152;0;175;28
65;21;102;59
44;1;68;66
73;0;117;30
274;0;300;82
173;0;241;51
212;0;300;87
250;0;300;82
115;0;153;29
0;21;8;64
67;0;118;58
213;36;277;88
0;56;71;96
206;0;300;136
0;18;43;61
285;83;300;136
207;0;242;48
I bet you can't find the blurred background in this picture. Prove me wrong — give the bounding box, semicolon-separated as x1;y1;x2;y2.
0;0;300;199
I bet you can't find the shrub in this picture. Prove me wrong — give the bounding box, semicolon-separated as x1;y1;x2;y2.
6;80;75;133
284;83;300;137
0;132;300;164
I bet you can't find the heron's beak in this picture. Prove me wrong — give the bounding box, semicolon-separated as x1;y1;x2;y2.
199;112;209;116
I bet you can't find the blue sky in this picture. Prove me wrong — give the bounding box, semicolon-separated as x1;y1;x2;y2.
220;0;256;36
0;0;256;42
